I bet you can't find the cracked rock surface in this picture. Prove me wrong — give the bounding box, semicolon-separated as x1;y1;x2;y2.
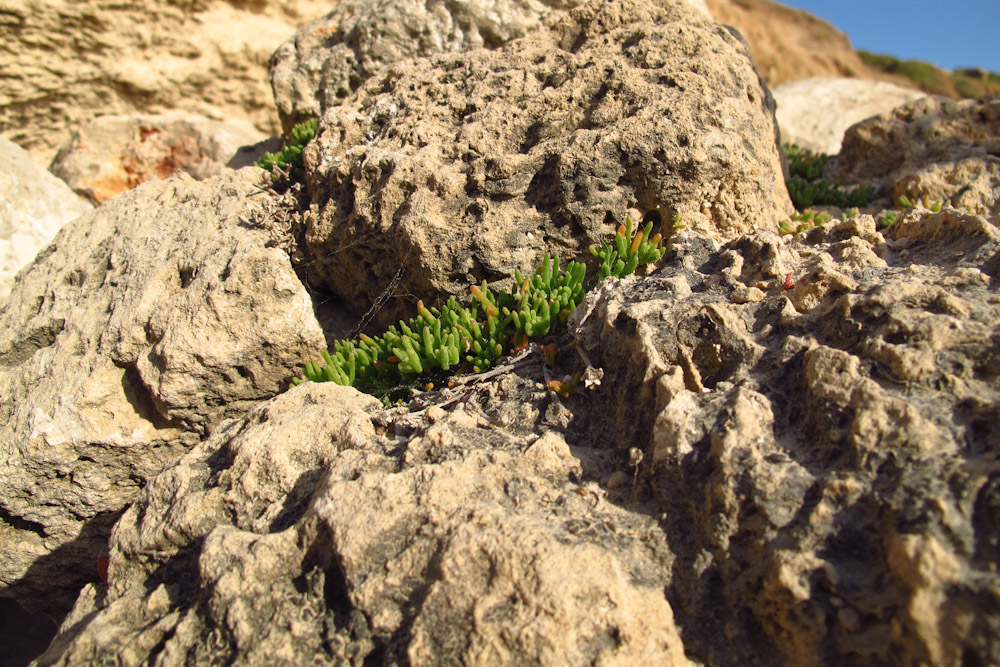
296;0;791;329
38;382;692;666
571;209;1000;665
35;204;1000;665
0;169;324;619
270;0;712;134
837;95;1000;217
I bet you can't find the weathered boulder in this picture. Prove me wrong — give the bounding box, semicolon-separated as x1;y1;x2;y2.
0;169;325;619
271;0;575;135
0;137;92;301
271;0;713;134
298;0;792;329
570;210;1000;665
837;95;1000;216
773;77;926;155
37;382;692;666
0;0;330;164
34;204;1000;665
49;113;266;204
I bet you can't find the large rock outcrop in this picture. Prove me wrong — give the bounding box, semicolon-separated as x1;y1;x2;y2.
0;137;92;300
34;203;1000;665
37;382;693;666
5;1;1000;664
296;0;792;329
0;0;330;164
572;210;1000;665
773;77;926;155
270;0;712;134
837;95;1000;216
0;169;325;619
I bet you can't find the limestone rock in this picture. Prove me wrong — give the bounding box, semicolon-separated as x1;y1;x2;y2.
38;382;693;666
0;170;325;619
298;0;792;329
49;113;266;204
0;137;92;301
0;0;330;165
271;0;713;134
33;204;1000;665
569;209;1000;665
270;0;577;135
774;77;927;155
837;95;1000;216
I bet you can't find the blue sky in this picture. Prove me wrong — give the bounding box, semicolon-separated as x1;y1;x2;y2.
778;1;1000;72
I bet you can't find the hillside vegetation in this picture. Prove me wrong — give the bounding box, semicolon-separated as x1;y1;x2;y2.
859;51;1000;99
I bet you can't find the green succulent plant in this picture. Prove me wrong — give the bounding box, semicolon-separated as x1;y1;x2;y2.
293;217;664;402
782;143;877;210
256;119;318;186
778;208;832;235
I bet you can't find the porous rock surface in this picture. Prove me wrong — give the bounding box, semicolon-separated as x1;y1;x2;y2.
773;77;926;155
571;211;1000;665
0;137;92;301
49;112;266;204
0;0;329;165
38;382;693;666
37;205;1000;665
298;0;792;329
270;0;577;135
271;0;712;134
0;169;325;620
837;95;1000;216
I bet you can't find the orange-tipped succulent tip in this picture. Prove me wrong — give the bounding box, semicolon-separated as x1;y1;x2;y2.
630;231;643;253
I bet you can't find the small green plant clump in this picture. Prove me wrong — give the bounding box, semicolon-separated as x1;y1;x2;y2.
778;208;832;236
877;195;953;230
898;195;949;213
256;119;318;186
879;210;900;230
293;218;664;401
783;143;877;210
785;143;824;181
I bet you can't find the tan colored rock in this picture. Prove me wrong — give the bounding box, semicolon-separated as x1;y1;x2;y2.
0;137;92;301
774;77;927;155
38;382;693;666
18;204;1000;664
0;169;325;619
837;95;1000;216
0;0;330;165
49;113;266;204
569;208;1000;664
271;0;713;133
299;0;792;329
270;0;580;134
31;202;1000;665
